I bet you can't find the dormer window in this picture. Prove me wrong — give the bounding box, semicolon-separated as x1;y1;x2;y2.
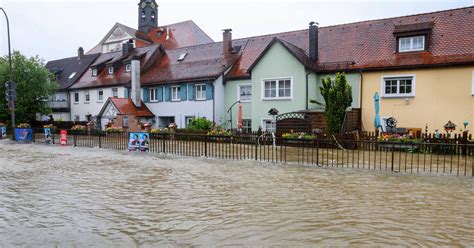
92;68;98;77
399;35;425;52
125;64;131;72
108;66;114;75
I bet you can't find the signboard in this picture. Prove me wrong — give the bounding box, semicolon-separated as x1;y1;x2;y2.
44;128;52;144
15;128;33;142
60;130;67;145
0;127;6;139
128;132;149;152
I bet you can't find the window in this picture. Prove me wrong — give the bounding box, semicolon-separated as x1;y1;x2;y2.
242;119;251;132
98;90;104;102
238;84;252;101
92;68;98;77
141;11;146;21
112;88;118;98
262;119;276;132
150;88;158;102
185;116;195;128
263;78;292;100
74;115;80;121
74;92;79;103
399;36;425;52
151;11;156;21
178;53;187;62
108;66;114;75
125;64;131;72
195;84;206;100
382;76;415;97
68;72;76;79
123;115;129;128
171;86;181;101
85;91;90;102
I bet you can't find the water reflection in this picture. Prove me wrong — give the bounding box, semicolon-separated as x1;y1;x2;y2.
0;143;473;246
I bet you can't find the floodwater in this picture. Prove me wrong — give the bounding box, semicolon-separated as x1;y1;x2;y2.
0;143;473;247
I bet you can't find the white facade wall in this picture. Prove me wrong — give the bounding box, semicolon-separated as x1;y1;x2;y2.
213;75;226;125
70;87;126;121
145;100;213;129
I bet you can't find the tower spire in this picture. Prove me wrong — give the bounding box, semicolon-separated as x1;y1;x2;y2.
138;0;158;33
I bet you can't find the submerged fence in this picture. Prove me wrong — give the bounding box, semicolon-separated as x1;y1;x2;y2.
29;129;474;177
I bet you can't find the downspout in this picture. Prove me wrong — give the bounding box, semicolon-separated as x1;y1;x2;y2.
306;71;311;110
359;69;364;131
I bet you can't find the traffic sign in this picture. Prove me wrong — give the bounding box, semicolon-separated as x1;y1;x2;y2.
5;80;16;90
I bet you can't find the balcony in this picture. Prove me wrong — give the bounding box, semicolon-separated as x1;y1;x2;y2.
47;100;69;112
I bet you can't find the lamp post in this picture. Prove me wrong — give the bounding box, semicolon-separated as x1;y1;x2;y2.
226;100;240;130
1;7;15;140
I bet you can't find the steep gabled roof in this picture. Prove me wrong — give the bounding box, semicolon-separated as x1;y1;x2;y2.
45;53;100;91
98;97;154;117
227;6;474;79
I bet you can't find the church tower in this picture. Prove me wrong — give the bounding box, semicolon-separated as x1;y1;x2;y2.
138;0;158;33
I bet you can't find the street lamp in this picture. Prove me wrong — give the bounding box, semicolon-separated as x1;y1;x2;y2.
1;7;15;140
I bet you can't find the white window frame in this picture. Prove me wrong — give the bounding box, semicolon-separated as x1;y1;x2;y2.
261;77;293;100
399;35;425;53
195;84;206;101
73;92;79;104
261;119;276;132
92;68;98;77
97;90;104;102
171;86;181;101
471;70;474;96
84;90;90;103
108;66;114;75
74;115;80;121
125;64;131;73
242;119;252;132
149;88;158;102
381;75;416;98
112;88;118;98
123;115;129;128
237;84;252;102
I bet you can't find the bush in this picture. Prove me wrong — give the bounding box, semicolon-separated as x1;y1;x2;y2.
282;132;317;139
106;127;124;133
188;117;212;130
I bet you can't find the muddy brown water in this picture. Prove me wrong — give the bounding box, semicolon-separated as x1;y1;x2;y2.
0;143;473;247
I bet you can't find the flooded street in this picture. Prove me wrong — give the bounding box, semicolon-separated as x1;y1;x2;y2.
0;143;473;247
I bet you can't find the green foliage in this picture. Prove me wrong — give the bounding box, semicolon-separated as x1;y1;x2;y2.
310;73;352;134
0;51;58;124
188;117;212;130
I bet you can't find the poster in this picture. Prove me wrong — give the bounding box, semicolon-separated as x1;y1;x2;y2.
0;127;6;139
15;128;33;142
128;132;149;152
44;128;52;144
60;130;67;145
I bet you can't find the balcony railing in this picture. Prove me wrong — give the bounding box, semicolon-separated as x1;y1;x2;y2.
47;100;69;110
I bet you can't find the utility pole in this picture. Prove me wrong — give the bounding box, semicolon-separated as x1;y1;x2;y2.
1;7;16;140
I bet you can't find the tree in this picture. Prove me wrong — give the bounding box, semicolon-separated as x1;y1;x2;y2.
310;73;352;134
0;51;58;124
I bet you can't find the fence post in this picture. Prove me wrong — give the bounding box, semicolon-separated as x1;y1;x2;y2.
73;134;77;147
255;138;258;161
204;135;208;157
162;134;166;153
316;139;319;166
391;145;394;172
98;132;101;148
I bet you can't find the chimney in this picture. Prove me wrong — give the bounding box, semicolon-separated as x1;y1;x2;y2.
131;57;141;108
222;29;232;54
78;47;84;60
309;22;319;61
122;39;134;56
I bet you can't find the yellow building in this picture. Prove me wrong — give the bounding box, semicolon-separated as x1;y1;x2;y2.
361;67;474;133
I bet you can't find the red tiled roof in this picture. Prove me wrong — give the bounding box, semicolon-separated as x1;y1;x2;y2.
227;6;474;79
109;98;154;117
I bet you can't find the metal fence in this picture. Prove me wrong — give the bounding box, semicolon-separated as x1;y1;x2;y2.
30;129;474;177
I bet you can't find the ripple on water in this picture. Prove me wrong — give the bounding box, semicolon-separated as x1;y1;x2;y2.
0;143;473;246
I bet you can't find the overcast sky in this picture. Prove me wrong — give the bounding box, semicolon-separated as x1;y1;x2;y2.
0;0;472;62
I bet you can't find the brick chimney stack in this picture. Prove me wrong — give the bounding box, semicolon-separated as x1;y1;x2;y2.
223;29;232;54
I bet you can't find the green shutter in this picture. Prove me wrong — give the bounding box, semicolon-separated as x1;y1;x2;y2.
143;88;149;103
206;83;213;100
180;85;187;101
165;85;171;102
157;86;163;102
124;88;129;98
187;84;194;100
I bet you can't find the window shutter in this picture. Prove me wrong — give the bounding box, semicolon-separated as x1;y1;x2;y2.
124;88;129;99
157;86;164;102
206;82;213;100
143;88;149;103
188;84;195;100
180;85;187;101
165;85;171;102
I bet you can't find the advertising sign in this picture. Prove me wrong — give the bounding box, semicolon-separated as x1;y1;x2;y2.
128;132;150;152
15;128;33;142
44;128;52;144
0;127;6;139
60;130;67;145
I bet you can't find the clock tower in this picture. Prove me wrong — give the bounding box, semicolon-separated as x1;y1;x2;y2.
138;0;158;33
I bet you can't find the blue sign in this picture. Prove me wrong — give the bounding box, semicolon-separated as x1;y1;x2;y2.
44;128;52;144
15;128;33;142
0;127;6;139
128;132;150;152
